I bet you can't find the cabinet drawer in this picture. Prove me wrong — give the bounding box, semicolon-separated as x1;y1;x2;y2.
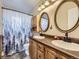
37;43;44;52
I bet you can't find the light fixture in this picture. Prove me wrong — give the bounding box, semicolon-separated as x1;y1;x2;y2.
37;4;45;11
38;7;41;11
41;4;45;9
37;0;50;11
45;0;50;6
51;0;55;2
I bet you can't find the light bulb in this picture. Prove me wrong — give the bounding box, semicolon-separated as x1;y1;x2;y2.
38;7;41;11
41;5;45;9
51;0;55;2
45;1;50;6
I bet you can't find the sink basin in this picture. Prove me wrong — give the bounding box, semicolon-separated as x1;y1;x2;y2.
33;36;45;39
51;40;79;51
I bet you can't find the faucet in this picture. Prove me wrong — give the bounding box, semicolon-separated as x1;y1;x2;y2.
64;32;71;42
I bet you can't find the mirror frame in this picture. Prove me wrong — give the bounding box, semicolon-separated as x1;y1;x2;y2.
39;12;50;32
54;0;79;33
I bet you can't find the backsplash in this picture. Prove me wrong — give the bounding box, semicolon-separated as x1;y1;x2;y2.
40;33;79;44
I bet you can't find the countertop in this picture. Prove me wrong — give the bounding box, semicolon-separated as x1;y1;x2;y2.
30;36;79;59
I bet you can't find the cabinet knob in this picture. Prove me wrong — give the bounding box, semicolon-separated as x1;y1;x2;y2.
39;55;41;58
56;57;58;59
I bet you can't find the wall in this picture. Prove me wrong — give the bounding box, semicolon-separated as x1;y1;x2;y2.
0;1;2;35
0;1;2;58
37;0;79;39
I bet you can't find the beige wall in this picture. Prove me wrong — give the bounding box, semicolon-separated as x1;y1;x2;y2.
37;0;79;39
0;1;2;35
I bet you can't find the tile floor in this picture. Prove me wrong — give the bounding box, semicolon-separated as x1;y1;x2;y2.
2;52;30;59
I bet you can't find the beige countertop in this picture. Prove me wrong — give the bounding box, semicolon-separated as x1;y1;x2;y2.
30;37;79;59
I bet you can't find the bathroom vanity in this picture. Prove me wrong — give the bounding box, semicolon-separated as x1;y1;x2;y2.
29;0;79;59
29;35;79;59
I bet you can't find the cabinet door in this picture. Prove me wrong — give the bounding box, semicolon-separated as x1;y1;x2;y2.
37;50;44;59
57;54;71;59
58;55;68;59
45;48;57;59
29;39;37;59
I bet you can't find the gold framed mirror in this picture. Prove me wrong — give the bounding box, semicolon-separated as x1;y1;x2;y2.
39;12;50;32
54;0;79;33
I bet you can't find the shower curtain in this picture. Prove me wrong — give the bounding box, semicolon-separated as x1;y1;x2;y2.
2;9;32;56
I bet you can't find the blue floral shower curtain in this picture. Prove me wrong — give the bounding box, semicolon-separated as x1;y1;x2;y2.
3;9;32;55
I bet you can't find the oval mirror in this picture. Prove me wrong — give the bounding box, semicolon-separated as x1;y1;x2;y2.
55;0;79;33
39;12;49;32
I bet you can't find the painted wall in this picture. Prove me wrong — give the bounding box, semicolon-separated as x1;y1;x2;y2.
37;0;79;39
0;1;2;35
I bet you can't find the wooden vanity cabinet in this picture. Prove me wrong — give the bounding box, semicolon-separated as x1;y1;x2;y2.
45;47;57;59
58;55;69;59
29;39;37;59
37;43;45;59
29;39;76;59
57;50;72;59
45;47;71;59
57;54;70;59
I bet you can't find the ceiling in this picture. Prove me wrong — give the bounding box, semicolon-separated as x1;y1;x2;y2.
1;0;44;15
